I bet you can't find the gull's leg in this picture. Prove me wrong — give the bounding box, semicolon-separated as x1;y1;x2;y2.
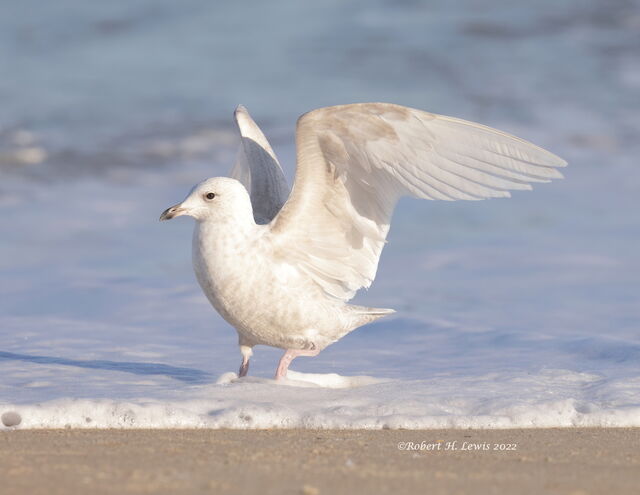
275;348;320;380
238;345;253;377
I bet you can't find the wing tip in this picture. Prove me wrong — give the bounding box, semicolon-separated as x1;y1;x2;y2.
548;154;568;168
234;105;252;127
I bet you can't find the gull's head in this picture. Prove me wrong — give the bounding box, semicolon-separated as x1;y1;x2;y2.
160;177;253;223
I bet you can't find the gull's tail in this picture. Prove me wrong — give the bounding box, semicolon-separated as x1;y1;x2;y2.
347;305;396;327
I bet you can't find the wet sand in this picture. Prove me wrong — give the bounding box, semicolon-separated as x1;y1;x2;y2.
2;428;639;494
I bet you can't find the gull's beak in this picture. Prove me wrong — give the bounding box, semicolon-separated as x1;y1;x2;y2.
159;204;187;221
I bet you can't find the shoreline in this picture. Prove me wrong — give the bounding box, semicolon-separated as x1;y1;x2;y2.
2;428;639;494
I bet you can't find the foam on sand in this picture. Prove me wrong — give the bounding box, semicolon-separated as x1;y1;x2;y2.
3;369;640;430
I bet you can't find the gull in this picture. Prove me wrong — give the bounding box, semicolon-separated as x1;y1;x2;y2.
160;103;566;379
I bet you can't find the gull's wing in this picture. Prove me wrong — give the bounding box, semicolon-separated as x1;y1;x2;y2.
229;105;289;224
268;102;567;301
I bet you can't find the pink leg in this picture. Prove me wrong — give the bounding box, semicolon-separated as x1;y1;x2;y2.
238;357;249;377
238;345;252;378
275;348;320;380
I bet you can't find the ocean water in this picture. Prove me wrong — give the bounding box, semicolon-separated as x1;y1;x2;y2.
1;0;639;429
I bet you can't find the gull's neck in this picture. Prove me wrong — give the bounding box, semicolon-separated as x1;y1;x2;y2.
197;209;257;237
193;209;260;261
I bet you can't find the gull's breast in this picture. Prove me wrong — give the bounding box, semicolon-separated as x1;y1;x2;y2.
192;223;346;349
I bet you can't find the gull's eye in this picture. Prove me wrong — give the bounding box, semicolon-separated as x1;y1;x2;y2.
205;192;216;200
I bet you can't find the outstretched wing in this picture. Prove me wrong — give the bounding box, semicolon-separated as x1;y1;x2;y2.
268;103;567;301
229;105;289;224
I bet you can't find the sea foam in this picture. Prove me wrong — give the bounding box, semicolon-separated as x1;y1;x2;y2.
3;369;640;429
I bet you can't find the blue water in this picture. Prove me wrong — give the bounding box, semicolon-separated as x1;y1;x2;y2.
1;0;639;428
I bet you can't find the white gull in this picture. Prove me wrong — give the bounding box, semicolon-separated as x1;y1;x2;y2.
160;103;566;379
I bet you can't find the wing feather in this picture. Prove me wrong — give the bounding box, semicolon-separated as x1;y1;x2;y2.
268;103;566;301
229;105;289;224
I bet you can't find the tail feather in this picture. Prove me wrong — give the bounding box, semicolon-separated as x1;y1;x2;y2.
348;305;395;326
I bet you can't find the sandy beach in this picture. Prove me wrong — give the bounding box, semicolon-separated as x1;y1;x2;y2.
2;428;639;494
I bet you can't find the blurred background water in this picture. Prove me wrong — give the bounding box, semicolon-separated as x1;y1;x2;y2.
1;0;639;427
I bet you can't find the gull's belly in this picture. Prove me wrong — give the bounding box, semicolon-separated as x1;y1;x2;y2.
193;232;346;349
